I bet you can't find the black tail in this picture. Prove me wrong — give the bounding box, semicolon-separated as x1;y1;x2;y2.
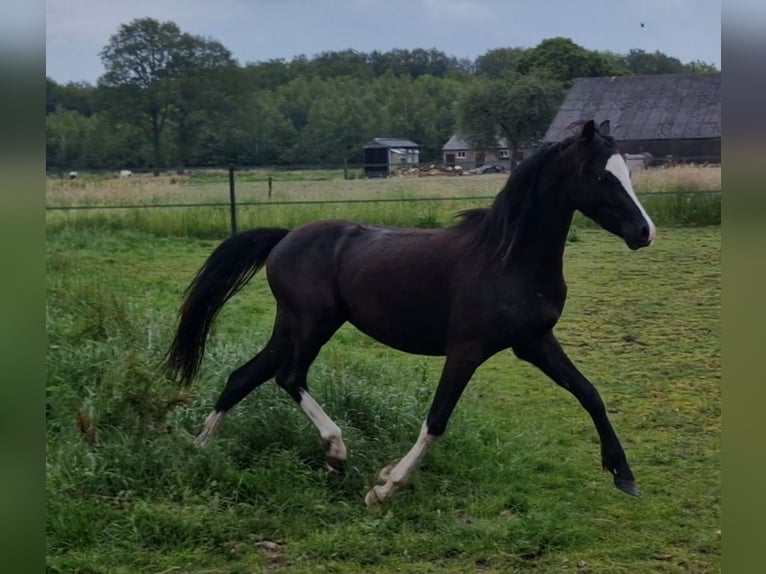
164;227;290;385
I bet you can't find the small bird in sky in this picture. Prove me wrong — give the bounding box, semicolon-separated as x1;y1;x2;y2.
640;22;645;28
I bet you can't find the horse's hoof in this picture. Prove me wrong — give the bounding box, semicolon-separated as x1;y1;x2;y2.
325;455;345;474
321;437;347;473
614;478;641;497
364;486;384;508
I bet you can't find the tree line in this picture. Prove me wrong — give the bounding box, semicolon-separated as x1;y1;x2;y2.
46;18;718;174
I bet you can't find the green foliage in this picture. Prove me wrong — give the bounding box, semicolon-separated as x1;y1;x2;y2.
298;80;373;164
516;38;620;85
457;72;565;159
196;89;298;167
621;48;691;75
46;78;96;116
366;48;469;78
475;48;527;78
46;109;90;169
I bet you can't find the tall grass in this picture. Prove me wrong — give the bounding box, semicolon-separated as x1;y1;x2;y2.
631;165;721;193
46;165;721;207
46;190;719;240
46;165;720;242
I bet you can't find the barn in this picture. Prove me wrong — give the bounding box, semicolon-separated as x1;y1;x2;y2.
543;72;721;164
363;138;420;178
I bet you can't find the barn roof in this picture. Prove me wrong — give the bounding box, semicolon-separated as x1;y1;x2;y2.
543;72;721;142
364;137;420;149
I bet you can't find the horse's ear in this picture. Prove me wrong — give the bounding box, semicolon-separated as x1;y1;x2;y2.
599;120;611;136
580;119;596;143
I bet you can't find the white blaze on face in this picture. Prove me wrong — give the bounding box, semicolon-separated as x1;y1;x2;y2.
605;153;656;243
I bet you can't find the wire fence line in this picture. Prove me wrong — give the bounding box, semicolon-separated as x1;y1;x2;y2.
45;190;721;212
47;162;721;235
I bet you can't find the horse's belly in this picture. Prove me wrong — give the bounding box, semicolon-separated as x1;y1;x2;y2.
346;310;447;356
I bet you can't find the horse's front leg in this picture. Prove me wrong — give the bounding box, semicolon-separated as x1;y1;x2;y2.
364;342;488;507
513;331;640;496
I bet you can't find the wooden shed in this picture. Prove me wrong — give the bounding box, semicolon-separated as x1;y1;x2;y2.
543;73;721;164
363;138;420;178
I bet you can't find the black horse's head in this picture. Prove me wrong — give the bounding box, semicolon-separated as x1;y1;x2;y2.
567;120;656;250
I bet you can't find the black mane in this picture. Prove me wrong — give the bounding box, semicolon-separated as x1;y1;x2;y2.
456;134;578;260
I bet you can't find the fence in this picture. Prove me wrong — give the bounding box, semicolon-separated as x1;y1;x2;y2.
46;165;722;236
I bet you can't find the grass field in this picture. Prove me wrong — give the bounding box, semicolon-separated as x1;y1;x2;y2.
46;218;720;572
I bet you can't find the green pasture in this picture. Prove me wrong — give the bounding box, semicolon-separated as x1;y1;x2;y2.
46;216;720;572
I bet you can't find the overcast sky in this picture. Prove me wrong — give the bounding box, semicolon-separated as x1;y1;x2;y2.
45;0;721;84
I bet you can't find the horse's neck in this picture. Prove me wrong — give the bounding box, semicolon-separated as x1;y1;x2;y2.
504;186;574;271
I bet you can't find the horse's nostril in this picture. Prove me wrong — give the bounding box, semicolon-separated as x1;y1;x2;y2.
639;225;650;241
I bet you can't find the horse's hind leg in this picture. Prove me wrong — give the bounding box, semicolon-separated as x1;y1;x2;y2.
194;333;288;448
275;320;347;471
278;367;347;472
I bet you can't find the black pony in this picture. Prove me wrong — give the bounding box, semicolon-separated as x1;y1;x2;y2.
165;120;655;505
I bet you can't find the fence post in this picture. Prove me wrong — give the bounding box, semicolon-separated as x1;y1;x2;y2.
268;176;273;199
228;164;238;236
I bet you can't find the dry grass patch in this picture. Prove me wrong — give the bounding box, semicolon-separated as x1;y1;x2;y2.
46;165;720;209
632;165;721;193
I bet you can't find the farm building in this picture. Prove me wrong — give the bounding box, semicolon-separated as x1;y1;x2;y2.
442;135;537;170
442;135;513;170
543;72;721;164
363;138;420;178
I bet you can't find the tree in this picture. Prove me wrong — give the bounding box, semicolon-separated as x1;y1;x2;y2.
275;76;331;133
171;37;237;167
621;48;684;75
516;38;619;85
457;73;565;167
46;109;89;171
197;90;297;166
475;48;527;78
685;60;719;73
310;49;374;80
242;59;292;90
46;78;97;116
299;79;372;172
82;113;151;169
625;49;675;74
98;18;234;174
368;48;462;78
598;51;633;76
